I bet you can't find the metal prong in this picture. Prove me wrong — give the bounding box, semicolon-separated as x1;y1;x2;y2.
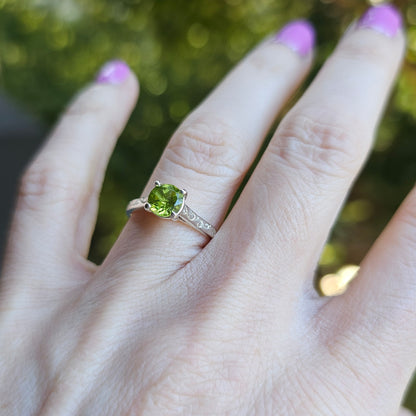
181;189;188;199
144;202;151;211
155;180;161;186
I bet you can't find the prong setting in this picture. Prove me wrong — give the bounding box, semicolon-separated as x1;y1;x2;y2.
126;182;216;238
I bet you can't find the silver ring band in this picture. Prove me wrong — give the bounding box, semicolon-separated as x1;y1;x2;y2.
126;182;216;238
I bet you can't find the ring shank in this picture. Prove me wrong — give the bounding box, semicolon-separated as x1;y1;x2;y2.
126;198;146;217
179;205;216;238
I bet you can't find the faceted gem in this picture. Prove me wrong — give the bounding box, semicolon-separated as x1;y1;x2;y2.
147;184;184;218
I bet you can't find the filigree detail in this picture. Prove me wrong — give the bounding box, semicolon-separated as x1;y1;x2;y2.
180;205;215;237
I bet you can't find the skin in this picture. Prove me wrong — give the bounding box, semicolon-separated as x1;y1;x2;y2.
0;17;415;416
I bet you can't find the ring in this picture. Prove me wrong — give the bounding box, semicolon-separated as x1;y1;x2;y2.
126;181;217;238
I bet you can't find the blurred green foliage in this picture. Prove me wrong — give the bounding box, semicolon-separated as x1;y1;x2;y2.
0;0;415;409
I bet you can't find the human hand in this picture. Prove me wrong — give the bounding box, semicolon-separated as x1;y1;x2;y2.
1;4;415;415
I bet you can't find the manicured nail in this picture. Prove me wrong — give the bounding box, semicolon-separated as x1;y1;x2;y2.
274;20;315;57
96;60;130;84
357;4;402;37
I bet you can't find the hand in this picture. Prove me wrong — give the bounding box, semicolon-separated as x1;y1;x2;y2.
1;5;415;415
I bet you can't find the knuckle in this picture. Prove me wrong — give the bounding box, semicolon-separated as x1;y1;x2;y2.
18;156;80;211
270;108;367;184
138;332;257;414
163;114;246;180
352;305;415;383
64;86;105;118
249;44;287;76
317;300;414;391
373;275;416;341
319;337;381;410
62;86;122;138
339;36;393;68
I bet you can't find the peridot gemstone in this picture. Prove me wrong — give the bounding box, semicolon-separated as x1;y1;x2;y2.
148;184;184;218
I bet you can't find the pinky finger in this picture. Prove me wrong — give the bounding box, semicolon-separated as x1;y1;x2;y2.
318;186;416;413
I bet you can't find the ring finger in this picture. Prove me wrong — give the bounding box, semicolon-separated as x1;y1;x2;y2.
108;20;315;271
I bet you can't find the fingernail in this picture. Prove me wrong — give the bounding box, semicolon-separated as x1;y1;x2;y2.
96;60;130;84
274;20;315;57
357;4;402;37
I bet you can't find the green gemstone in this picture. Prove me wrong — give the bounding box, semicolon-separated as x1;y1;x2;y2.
147;184;184;218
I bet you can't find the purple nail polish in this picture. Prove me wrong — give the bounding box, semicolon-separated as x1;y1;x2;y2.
357;4;402;37
96;60;130;84
275;20;315;57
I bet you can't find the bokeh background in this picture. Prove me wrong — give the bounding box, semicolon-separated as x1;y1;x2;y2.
0;0;415;409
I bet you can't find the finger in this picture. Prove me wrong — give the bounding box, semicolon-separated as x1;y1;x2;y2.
399;408;415;416
148;20;314;225
5;61;138;275
115;21;314;269
318;186;416;409
228;5;405;293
